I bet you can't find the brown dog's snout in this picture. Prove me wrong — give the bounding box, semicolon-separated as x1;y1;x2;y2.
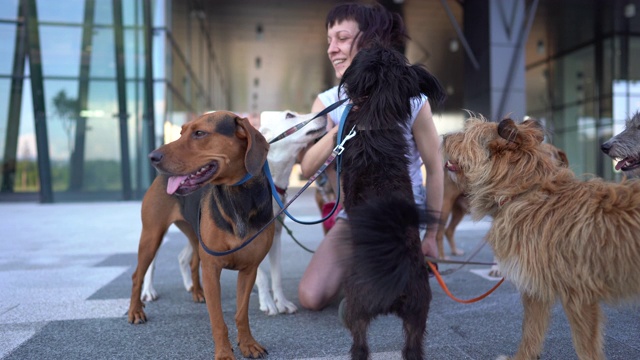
148;150;164;165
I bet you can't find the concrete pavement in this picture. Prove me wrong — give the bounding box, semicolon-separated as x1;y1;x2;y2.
0;188;638;359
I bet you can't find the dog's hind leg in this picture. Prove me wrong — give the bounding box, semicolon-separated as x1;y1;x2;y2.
510;293;551;360
268;231;298;314
400;314;427;360
397;286;429;360
177;242;193;291
174;221;205;303
436;200;454;259
346;315;371;360
445;199;466;256
141;256;159;301
256;264;276;314
563;299;605;360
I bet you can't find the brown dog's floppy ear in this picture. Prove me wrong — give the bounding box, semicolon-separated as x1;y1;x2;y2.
235;117;269;176
498;118;519;143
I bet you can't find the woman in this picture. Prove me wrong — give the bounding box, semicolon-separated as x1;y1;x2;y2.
298;2;445;311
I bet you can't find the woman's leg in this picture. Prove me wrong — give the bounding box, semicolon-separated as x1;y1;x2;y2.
298;218;350;310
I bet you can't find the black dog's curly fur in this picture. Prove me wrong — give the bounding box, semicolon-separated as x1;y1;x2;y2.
339;45;445;360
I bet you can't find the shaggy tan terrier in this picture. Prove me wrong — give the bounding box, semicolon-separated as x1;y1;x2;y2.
442;116;640;360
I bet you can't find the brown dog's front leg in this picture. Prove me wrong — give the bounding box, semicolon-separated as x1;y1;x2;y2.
201;260;235;360
128;225;165;324
236;267;267;358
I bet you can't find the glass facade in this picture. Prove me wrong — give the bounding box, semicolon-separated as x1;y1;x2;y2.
2;0;640;202
526;0;640;181
0;0;227;202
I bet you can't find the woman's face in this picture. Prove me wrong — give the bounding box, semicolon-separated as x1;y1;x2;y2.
327;19;360;79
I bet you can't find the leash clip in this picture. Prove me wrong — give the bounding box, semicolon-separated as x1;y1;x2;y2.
335;126;356;155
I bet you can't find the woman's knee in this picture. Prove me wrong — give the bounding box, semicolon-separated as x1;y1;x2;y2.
298;283;326;311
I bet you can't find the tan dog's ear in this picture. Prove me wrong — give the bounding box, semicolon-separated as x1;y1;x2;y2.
235;116;269;176
498;118;519;143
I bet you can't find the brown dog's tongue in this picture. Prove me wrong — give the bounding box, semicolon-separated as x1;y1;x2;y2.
167;175;188;195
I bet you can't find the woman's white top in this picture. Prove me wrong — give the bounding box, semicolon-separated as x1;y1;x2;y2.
317;85;428;190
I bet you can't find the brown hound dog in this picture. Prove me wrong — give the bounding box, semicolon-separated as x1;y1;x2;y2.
127;111;274;360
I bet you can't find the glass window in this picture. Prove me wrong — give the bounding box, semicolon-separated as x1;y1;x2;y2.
548;0;595;54
15;78;38;193
0;23;17;75
153;0;165;27
554;101;597;176
36;0;85;24
123;0;143;27
93;0;113;26
152;28;165;80
39;25;82;77
89;27;116;78
553;45;595;106
630;36;640;82
526;63;549;114
0;1;19;21
82;80;121;191
44;80;78;164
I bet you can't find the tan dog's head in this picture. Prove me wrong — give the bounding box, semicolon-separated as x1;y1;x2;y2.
149;111;269;195
442;116;570;218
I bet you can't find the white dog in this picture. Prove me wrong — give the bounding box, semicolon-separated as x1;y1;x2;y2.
141;110;328;315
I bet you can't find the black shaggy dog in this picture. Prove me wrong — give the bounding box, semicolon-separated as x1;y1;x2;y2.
338;45;446;360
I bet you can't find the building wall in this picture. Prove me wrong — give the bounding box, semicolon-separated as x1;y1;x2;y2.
3;0;639;202
525;0;640;180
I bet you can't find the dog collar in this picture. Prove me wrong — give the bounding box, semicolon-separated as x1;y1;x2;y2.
233;173;253;186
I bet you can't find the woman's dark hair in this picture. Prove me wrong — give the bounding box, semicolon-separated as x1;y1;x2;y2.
326;2;408;53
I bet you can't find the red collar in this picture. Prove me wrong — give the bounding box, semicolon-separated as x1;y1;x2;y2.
275;186;286;196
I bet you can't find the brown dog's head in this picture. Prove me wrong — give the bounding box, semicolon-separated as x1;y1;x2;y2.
149;111;269;195
442;116;570;218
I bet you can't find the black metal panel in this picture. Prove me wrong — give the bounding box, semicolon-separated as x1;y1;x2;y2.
142;0;155;185
69;0;95;191
113;0;132;200
24;0;53;203
1;3;26;193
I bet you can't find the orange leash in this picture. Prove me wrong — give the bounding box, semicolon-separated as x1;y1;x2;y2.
427;261;505;304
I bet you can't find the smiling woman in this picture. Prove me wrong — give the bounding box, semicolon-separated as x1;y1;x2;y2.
298;2;446;312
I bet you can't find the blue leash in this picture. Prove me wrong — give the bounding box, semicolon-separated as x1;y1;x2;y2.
266;104;353;225
197;103;354;257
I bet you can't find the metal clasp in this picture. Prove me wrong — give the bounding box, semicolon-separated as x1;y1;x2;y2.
335;126;356;155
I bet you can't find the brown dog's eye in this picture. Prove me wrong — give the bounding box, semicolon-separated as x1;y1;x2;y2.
193;130;207;138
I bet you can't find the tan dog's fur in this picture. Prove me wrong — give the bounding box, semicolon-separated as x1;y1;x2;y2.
442;116;640;360
127;111;274;359
437;142;568;263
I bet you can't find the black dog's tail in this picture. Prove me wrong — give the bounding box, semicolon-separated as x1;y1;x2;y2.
347;194;434;312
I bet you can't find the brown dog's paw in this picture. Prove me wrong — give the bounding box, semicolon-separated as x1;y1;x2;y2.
214;349;236;360
451;248;465;256
191;286;206;303
127;308;147;324
238;340;268;359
